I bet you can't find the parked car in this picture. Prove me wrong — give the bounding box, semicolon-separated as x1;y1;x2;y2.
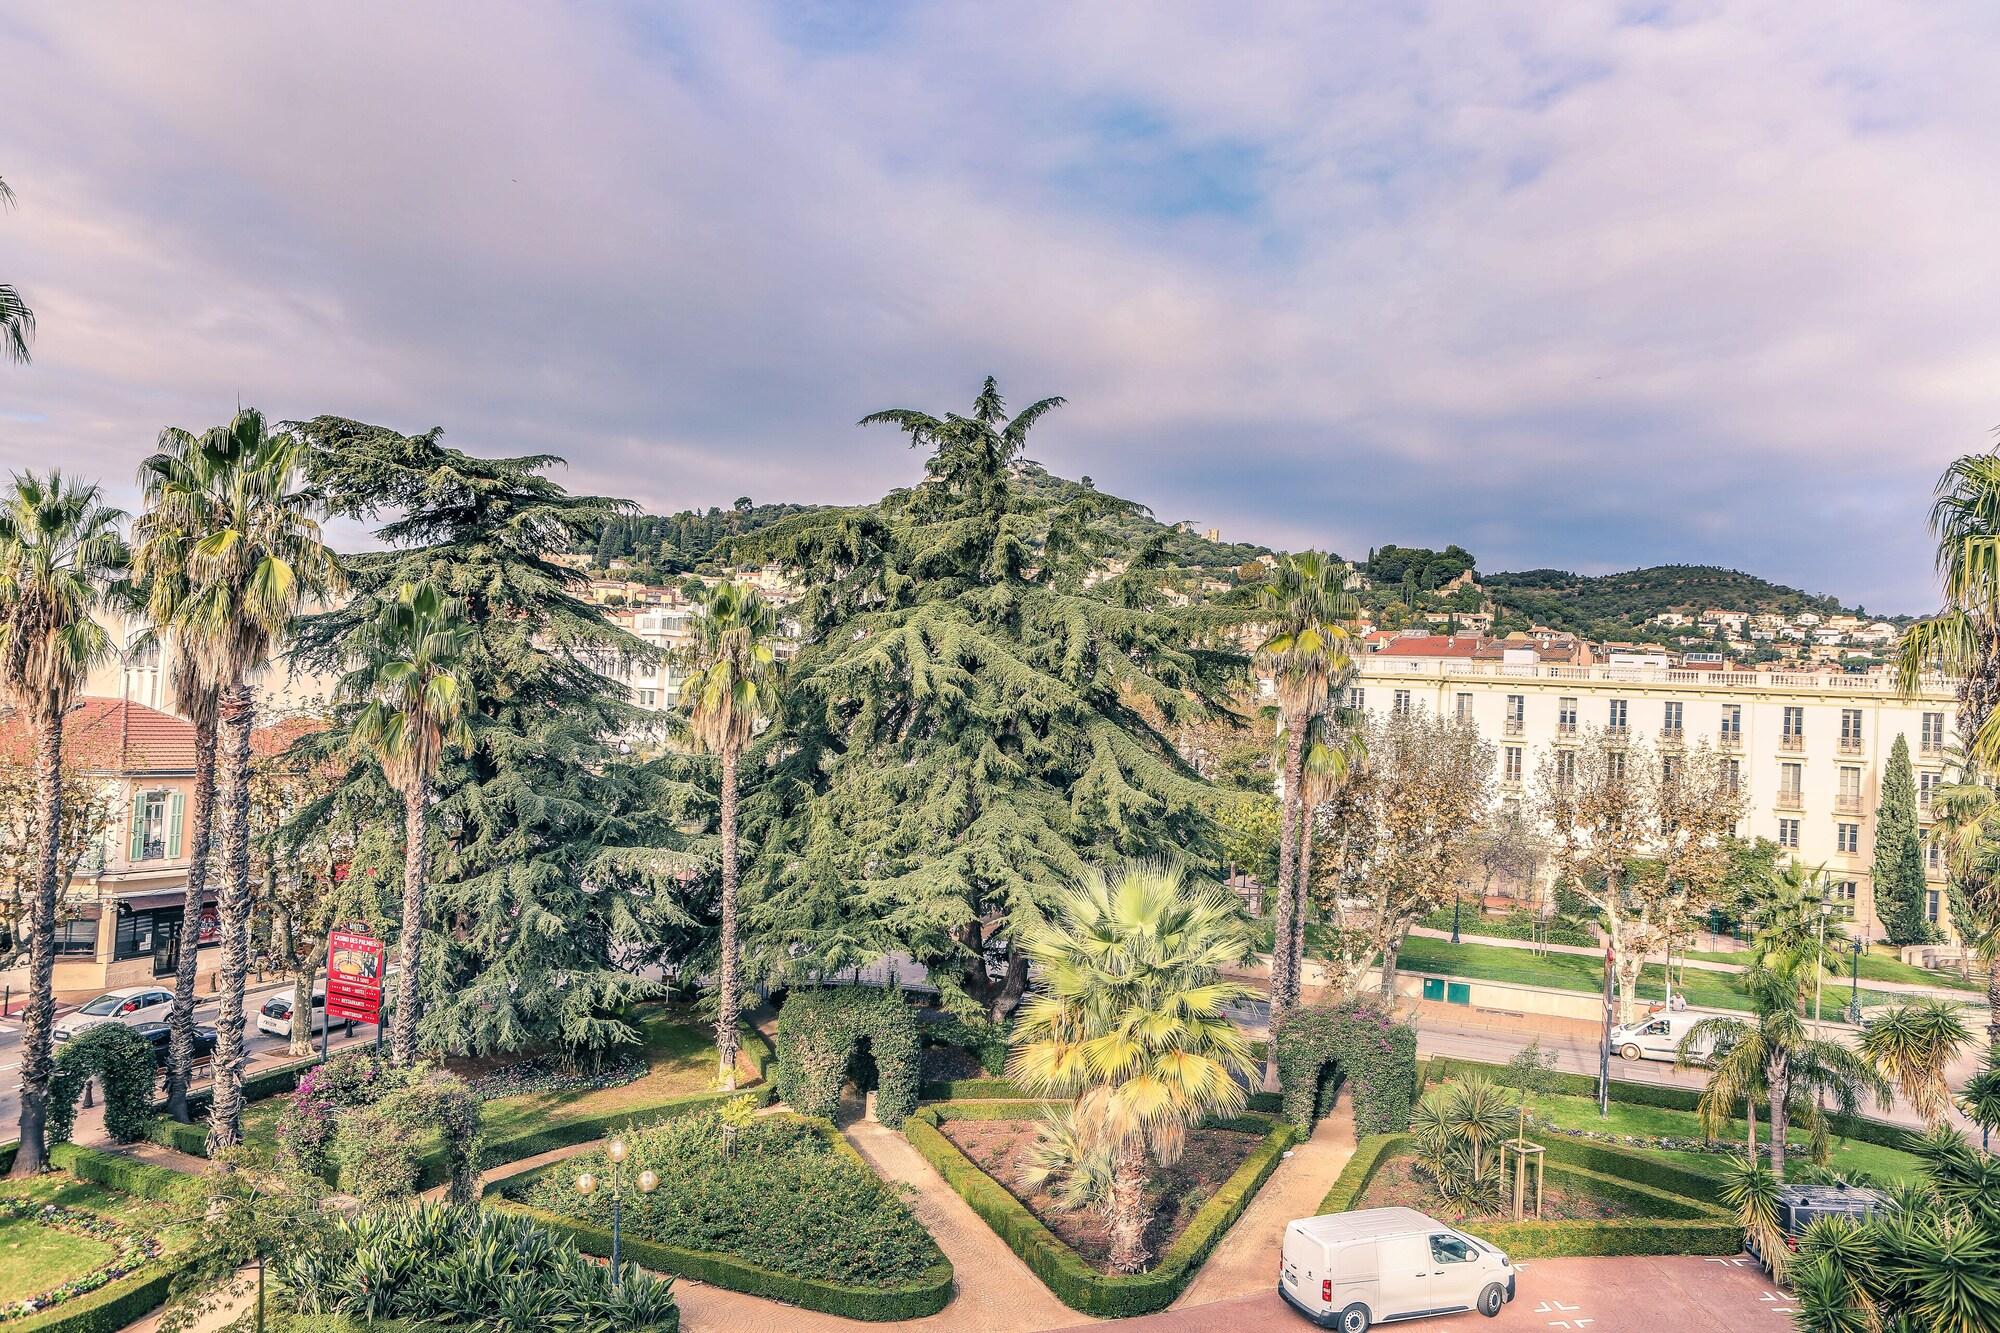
131;1021;219;1067
1744;1184;1892;1274
1610;1009;1719;1063
53;986;174;1043
1280;1206;1517;1329
256;985;330;1040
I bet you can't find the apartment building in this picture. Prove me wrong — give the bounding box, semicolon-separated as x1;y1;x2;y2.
1349;646;1961;941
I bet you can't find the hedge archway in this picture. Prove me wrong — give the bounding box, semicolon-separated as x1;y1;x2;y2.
775;987;922;1128
48;1023;156;1146
1273;997;1418;1136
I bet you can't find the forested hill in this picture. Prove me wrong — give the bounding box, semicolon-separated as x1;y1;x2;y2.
579;462;1270;579
1480;564;1884;638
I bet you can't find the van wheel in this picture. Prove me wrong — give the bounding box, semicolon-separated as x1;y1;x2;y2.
1478;1284;1505;1317
1337;1305;1371;1333
1619;1043;1642;1061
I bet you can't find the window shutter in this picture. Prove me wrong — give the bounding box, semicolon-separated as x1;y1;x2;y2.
128;790;146;862
166;791;184;859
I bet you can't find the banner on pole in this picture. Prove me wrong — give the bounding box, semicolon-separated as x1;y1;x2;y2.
326;927;386;1024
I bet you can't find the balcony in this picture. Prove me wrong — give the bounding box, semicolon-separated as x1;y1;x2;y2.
1838;737;1863;755
1504;718;1524;737
1776;790;1804;811
1556;721;1578;737
1604;725;1630;744
1835;794;1864;815
1921;740;1945;757
1658;726;1684;745
1779;733;1805;752
1719;730;1742;749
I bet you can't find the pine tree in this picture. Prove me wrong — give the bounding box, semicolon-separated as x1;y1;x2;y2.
737;378;1240;1020
289;420;693;1056
1874;733;1931;946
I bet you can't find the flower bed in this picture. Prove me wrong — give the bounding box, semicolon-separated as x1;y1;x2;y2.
467;1048;649;1100
491;1109;951;1321
0;1199;160;1323
906;1101;1297;1317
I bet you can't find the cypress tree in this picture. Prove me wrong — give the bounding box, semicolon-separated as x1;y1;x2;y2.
290;419;696;1056
738;378;1240;1020
1874;732;1931;945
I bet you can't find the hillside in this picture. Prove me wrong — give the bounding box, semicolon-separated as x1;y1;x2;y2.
1480;564;1887;643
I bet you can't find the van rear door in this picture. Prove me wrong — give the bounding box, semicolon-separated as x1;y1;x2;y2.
1280;1226;1328;1313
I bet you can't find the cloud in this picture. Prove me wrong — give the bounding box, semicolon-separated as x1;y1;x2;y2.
2;1;1997;611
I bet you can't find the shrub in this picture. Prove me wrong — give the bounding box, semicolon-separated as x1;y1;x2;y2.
8;1260;184;1333
511;1109;944;1291
923;1014;1011;1075
1273;997;1419;1135
277;1202;678;1331
47;1025;155;1146
906;1102;1296;1316
47;1143;204;1205
274;1051;481;1204
1419;906;1596;948
775;987;922;1128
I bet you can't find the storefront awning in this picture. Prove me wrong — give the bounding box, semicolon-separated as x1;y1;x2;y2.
117;890;215;912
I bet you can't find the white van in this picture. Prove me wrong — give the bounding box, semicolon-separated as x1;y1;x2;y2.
1611;1009;1718;1064
1279;1207;1517;1329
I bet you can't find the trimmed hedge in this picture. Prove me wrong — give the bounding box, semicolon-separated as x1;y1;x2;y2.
1418;906;1597;948
1274;998;1418;1135
487;1118;952;1321
920;1076;1030;1101
776;987;922;1128
143;1052;328;1154
1315;1129;1737;1259
10;1260;186;1333
48;1142;205;1204
906;1101;1297;1316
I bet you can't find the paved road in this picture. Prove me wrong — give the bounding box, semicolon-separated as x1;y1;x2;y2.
1049;1255;1796;1332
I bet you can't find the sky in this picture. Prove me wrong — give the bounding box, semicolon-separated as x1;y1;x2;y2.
4;3;1999;614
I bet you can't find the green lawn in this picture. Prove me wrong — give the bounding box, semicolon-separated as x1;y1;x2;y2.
241;1004;741;1159
1522;1091;1927;1185
1394;936;1912;1015
1681;946;1984;993
0;1170;173;1306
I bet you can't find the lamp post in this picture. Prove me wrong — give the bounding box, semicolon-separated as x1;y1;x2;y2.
1451;889;1462;945
1813;903;1830;1034
575;1137;658;1288
1847;935;1865;1027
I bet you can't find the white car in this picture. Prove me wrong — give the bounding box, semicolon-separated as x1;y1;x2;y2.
256;985;329;1039
1611;1009;1719;1064
1281;1207;1516;1329
53;986;174;1043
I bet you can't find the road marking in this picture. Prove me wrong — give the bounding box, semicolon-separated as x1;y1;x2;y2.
1536;1300;1581;1313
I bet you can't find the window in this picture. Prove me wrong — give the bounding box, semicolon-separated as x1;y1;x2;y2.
1393;689;1411;715
1455;692;1473;723
1347;686;1365;711
1840;708;1862;746
1661;754;1680;784
1927;890;1942;922
1839;767;1861;799
113;908;168;961
1429;1234;1477;1265
1837;823;1859;854
1607;750;1627;783
1922;712;1946;752
1919;770;1939;811
126;789;182;863
1927;836;1943;871
1558;697;1578;733
1662;700;1683;735
1783;706;1804;737
1779;761;1802;802
1724;757;1741;794
53;918;97;956
1504;746;1522;784
1505;693;1524;734
1720;704;1742;738
1779;818;1800;849
636;688;657;707
1608;698;1628;731
1830;880;1857;920
1556;750;1577;788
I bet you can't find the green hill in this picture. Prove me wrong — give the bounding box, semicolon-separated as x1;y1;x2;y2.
1480;564;1889;643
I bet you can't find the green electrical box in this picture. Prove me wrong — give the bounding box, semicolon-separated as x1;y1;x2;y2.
1421;978;1446;1002
1446;982;1472;1006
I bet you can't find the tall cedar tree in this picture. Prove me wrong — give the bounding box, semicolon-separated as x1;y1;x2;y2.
736;378;1241;1019
1874;732;1931;945
287;420;688;1056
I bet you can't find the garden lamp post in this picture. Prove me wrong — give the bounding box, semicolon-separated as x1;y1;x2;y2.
1847;935;1865;1026
1451;888;1462;945
576;1136;658;1289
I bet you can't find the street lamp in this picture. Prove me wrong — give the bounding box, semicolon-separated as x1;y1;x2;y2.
1813;903;1831;1033
1847;935;1865;1026
575;1136;657;1287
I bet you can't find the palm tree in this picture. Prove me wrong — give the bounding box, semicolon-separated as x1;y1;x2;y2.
1008;862;1259;1272
1720;1158;1790;1281
1958;1049;2000;1151
131;429;231;1123
0;176;33;364
1859;998;1975;1128
0;472;127;1175
157;410;342;1150
340;581;475;1067
1930;748;2000;1049
1254;552;1356;1078
1280;702;1364;1009
680;580;780;1090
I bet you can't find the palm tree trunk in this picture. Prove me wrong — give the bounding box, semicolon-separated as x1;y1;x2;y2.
166;711;217;1122
206;683;256;1154
392;775;429;1066
1264;711;1308;1089
1746;1097;1757;1164
1106;1135;1152;1274
1288;806;1316;1008
289;965;314;1059
1768;1052;1790;1178
1986;955;2000;1053
716;744;741;1091
9;700;65;1178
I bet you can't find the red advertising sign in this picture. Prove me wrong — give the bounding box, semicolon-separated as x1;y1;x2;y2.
326;927;386;1024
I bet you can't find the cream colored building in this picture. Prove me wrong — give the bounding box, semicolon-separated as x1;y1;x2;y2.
1350;650;1962;940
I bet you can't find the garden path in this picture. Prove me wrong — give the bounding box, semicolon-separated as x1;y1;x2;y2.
671;1115;1094;1333
1170;1089;1355;1309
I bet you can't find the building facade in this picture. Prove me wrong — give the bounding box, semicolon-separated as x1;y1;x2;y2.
1349;650;1961;941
